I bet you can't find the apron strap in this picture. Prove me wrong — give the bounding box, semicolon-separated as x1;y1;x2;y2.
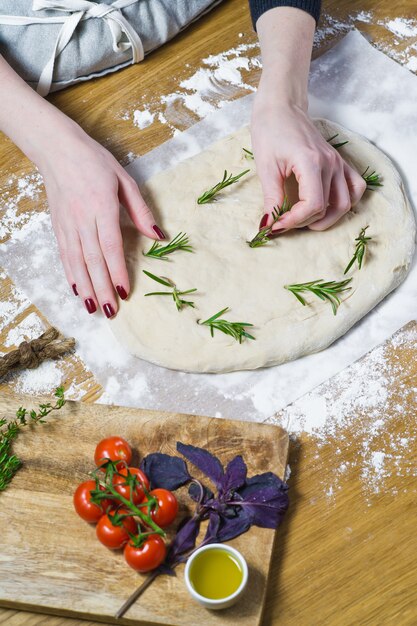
0;0;144;96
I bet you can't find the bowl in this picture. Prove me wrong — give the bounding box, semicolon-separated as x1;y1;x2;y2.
184;543;248;610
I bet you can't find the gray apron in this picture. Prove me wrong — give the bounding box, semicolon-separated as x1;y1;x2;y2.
0;0;223;95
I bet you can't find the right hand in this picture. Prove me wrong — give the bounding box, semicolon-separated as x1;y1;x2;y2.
251;96;367;234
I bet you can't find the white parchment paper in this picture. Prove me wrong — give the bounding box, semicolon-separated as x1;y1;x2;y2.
1;30;416;421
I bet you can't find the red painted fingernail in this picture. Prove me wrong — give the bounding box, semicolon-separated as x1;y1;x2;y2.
103;303;115;319
152;225;166;240
72;283;78;296
259;214;269;229
116;285;128;300
268;227;288;238
85;298;96;314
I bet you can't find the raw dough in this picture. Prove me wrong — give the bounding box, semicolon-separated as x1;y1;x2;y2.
111;119;416;373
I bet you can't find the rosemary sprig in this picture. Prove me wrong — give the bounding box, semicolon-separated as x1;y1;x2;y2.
327;133;349;149
344;226;372;275
248;196;292;248
197;169;250;204
0;387;66;491
285;278;353;315
198;307;255;343
362;166;383;189
143;270;196;311
143;232;193;261
243;147;254;160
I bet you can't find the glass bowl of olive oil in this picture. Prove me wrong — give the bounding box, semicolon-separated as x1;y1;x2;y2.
184;544;248;610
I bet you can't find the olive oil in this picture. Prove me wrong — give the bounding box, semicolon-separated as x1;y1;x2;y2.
189;548;243;599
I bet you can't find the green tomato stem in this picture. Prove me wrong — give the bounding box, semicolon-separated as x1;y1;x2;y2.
96;479;164;537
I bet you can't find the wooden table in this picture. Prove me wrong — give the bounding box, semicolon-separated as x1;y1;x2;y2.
1;1;416;624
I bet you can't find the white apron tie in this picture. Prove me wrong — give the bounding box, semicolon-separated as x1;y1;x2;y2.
0;0;144;96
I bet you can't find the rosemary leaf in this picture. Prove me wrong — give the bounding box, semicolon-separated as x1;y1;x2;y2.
198;307;255;343
197;169;250;204
143;232;193;261
362;166;383;189
243;148;254;160
327;133;349;149
344;226;372;275
143;270;197;311
248;197;292;248
285;278;353;315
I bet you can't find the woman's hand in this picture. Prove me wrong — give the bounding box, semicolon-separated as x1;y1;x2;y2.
251;95;367;233
252;7;366;235
0;55;163;318
38;124;164;318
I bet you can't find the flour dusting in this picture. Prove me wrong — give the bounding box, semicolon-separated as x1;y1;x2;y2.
269;325;417;500
121;43;260;136
0;172;44;242
133;109;155;130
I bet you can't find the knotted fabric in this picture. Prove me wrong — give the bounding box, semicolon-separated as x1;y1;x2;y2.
0;0;144;95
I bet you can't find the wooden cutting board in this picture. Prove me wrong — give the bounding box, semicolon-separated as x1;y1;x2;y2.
0;396;288;626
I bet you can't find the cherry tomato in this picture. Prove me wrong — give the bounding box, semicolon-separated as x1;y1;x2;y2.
124;535;167;572
143;489;178;528
73;480;112;523
94;436;132;469
96;509;137;549
113;467;150;504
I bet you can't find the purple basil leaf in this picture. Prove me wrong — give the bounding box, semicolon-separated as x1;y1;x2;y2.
220;455;247;494
188;481;214;505
234;483;288;528
155;563;176;576
167;516;201;565
140;452;191;491
216;513;251;542
240;471;286;493
203;511;220;543
203;510;250;544
177;442;224;489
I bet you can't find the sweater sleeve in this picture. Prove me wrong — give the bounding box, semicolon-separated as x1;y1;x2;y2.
248;0;321;29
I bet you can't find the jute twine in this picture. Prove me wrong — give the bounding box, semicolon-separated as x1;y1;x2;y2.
0;327;75;379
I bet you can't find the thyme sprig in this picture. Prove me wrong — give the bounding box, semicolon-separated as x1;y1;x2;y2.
248;196;292;248
327;133;349;149
144;232;193;261
197;169;250;204
362;166;383;189
344;226;372;275
143;270;197;311
285;278;353;315
0;387;65;491
198;307;255;343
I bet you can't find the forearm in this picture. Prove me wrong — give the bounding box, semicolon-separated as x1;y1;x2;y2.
256;7;315;111
0;55;80;170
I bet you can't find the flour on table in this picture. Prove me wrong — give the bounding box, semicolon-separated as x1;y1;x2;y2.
269;325;417;501
133;109;155;129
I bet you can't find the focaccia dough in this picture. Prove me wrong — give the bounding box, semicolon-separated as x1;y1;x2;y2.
110;119;416;373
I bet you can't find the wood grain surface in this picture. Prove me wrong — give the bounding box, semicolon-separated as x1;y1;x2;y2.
1;0;417;624
0;395;288;626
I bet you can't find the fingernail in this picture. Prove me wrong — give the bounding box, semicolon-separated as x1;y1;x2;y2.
259;214;269;229
103;303;115;319
72;283;78;296
116;285;128;300
85;298;96;314
268;227;288;238
152;225;166;240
